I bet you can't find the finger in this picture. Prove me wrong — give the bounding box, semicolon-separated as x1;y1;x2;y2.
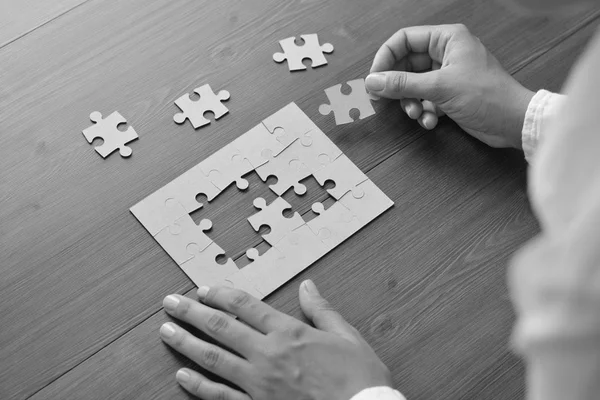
419;112;438;130
199;286;299;335
400;98;423;120
370;25;447;73
365;70;445;101
175;368;251;400
160;322;251;385
406;52;433;72
163;295;262;357
299;280;361;344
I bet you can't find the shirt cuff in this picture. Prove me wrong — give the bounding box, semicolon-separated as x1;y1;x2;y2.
350;387;407;400
521;89;564;163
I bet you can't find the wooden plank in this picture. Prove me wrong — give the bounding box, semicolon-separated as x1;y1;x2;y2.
0;0;90;48
30;22;596;398
1;0;596;398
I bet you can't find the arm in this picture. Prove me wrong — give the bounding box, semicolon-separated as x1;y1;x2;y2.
510;30;600;400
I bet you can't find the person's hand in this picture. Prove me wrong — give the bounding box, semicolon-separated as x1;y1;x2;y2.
366;24;535;149
159;280;393;400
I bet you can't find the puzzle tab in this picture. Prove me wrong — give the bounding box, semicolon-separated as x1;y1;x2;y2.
82;111;138;158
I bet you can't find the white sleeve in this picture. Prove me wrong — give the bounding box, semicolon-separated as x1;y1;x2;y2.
521;89;565;163
349;387;407;400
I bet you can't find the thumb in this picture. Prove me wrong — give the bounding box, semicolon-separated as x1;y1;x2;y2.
366;70;445;102
299;280;360;343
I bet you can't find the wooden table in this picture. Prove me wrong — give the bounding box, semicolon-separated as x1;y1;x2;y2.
1;1;597;398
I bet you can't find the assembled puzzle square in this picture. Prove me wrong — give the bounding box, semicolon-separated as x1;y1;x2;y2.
130;103;393;299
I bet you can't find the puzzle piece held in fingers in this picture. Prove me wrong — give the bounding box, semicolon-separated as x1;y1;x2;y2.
319;79;375;125
82;111;138;158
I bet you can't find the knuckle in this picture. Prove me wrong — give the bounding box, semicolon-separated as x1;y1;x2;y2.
202;347;221;368
315;299;336;313
452;23;469;33
212;389;229;400
206;312;229;334
285;323;307;340
388;72;407;93
228;291;251;310
190;380;203;396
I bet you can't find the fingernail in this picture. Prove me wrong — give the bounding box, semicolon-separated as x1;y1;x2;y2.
176;369;191;383
163;295;179;312
160;323;176;338
303;279;319;295
424;119;432;129
197;286;210;300
406;105;414;117
365;73;386;92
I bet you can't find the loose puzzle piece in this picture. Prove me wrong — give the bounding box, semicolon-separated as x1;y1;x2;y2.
255;141;311;196
241;247;287;296
262;103;320;149
295;129;343;173
200;143;253;191
173;84;230;129
307;202;361;249
247;197;305;246
273;33;334;71
154;216;213;265
180;242;239;287
319;79;376;125
82;111;138;158
232;123;285;169
131;195;187;236
313;154;369;199
339;179;394;224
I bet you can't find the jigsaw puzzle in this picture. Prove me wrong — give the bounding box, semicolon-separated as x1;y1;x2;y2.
82;111;138;158
130;103;393;297
173;84;230;129
319;78;376;125
273;34;334;71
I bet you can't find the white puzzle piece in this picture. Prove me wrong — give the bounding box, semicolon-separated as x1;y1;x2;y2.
241;247;287;296
180;242;239;287
273;34;334;72
255;140;311;196
272;224;328;279
131;102;394;299
319;79;376;125
247;197;305;246
262;103;320;149
173;84;230;129
307;202;362;249
313;154;369;199
339;179;394;224
200;142;254;190
232;123;285;169
82;111;138;158
295;129;343;173
130;195;187;236
154;216;213;265
223;269;263;299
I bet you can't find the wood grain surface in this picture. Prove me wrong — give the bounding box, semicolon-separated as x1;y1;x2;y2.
1;0;597;398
